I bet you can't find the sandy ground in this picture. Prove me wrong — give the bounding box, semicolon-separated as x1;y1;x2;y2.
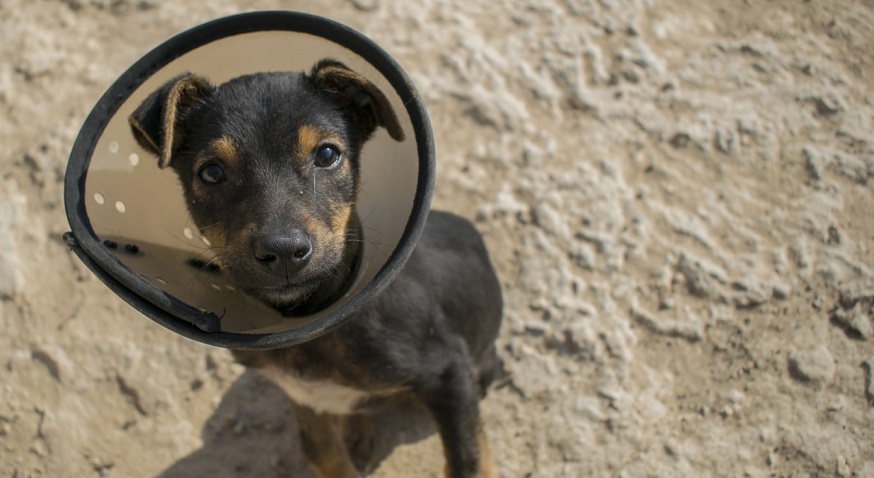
2;0;873;476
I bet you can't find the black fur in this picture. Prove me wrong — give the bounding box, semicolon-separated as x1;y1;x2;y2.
130;59;503;478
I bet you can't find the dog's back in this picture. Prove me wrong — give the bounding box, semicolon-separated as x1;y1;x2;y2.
344;209;502;389
366;210;502;370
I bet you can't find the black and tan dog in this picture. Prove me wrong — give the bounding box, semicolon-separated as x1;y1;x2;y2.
128;59;503;478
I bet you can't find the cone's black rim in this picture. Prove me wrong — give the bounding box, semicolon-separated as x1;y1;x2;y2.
63;11;435;349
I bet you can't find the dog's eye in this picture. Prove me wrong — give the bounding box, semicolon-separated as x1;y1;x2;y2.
198;163;226;184
314;145;342;169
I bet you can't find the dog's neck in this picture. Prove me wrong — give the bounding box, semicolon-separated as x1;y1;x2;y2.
278;212;363;317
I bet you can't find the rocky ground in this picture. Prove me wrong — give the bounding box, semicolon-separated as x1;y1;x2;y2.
1;0;873;476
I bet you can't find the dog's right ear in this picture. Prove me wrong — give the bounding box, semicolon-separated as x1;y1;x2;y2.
308;60;405;142
128;74;213;169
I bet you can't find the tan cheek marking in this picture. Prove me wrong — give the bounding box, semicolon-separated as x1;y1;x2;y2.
330;205;353;238
299;215;332;244
198;225;227;249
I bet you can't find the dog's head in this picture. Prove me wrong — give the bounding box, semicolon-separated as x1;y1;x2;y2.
128;59;404;312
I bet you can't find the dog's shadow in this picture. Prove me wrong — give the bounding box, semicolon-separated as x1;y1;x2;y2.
157;370;436;478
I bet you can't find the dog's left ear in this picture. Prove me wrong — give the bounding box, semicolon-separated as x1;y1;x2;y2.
309;59;405;142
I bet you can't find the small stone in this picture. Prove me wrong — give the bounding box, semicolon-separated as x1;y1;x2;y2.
658;294;674;310
351;0;379;11
677;255;722;299
715;129;736;154
731;278;771;308
30;348;61;382
788;345;835;385
772;284;790;300
523;321;548;336
848;307;874;339
862;358;874;407
30;441;47;457
532;203;566;238
812;94;841;116
767;450;779;467
836;455;851;477
630;303;702;342
670;133;691;148
832;303;874;340
802;147;823;182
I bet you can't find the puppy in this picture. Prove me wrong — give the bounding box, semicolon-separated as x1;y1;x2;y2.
128;59;503;478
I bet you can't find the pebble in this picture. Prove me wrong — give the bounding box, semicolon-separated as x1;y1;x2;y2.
532;203;566;238
788;345;835;385
802;146;823;182
30;441;47;457
523;321;548;336
351;0;380;10
630;303;703;342
831;303;874;339
836;455;851;477
847;308;873;339
732;279;771;308
862;359;874;407
676;255;722;299
772;284;791;300
30;348;62;382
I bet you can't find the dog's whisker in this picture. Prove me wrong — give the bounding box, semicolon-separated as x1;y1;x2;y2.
359;224;389;239
181;248;229;294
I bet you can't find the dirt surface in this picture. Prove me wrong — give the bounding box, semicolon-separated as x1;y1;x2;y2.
2;0;873;477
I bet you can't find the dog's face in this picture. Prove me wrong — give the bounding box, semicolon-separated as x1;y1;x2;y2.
128;60;404;311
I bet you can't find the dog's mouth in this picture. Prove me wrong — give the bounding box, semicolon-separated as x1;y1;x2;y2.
233;270;325;306
225;251;360;315
251;283;319;307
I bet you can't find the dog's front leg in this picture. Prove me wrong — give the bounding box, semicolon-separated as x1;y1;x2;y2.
418;358;497;478
292;402;360;478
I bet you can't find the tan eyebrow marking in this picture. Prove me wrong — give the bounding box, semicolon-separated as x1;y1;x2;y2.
294;125;347;164
296;125;322;161
212;136;240;166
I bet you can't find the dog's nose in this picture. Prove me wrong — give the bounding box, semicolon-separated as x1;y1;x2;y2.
253;230;313;271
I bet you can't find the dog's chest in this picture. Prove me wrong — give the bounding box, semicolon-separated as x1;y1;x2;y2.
260;367;368;415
